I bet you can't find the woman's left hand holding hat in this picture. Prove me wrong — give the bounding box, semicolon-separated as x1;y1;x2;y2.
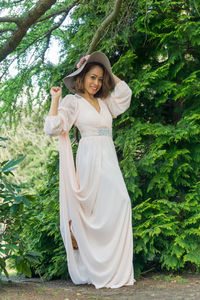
112;73;121;85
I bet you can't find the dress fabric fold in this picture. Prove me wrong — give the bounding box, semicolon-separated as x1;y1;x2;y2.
44;80;135;289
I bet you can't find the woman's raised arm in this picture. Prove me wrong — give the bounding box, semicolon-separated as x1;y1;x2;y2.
48;86;62;116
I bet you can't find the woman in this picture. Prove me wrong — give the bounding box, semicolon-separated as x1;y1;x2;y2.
44;51;135;289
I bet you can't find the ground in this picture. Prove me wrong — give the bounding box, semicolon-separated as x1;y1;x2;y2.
1;273;200;300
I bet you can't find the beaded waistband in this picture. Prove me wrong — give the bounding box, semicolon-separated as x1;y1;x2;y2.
81;128;112;137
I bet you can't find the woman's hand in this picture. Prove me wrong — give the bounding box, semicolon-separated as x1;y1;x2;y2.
112;73;121;85
50;86;62;100
48;86;62;116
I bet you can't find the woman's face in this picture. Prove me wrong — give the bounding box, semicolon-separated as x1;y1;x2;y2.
83;65;104;96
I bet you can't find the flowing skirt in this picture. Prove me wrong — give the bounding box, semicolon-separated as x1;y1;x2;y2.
59;134;134;289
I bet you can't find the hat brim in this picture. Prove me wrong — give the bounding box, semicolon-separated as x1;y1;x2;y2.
63;52;115;93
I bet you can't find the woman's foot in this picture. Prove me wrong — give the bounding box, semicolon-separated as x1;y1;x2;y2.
69;220;78;250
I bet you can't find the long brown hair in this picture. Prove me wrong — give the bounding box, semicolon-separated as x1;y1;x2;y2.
74;62;112;98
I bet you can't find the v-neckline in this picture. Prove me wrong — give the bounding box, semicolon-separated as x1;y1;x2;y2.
76;94;101;115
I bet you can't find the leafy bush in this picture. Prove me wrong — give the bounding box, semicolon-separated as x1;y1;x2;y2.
20;150;69;280
0;120;68;280
0;138;42;278
114;76;200;275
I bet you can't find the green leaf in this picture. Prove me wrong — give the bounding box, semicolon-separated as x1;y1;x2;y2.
2;156;26;173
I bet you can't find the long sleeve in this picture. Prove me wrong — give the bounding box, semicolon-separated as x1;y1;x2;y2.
105;81;132;118
44;95;78;136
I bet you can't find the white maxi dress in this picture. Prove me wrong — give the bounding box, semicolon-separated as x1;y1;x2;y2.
44;80;135;289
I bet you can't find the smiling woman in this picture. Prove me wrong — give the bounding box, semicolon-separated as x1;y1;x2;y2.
44;51;135;289
74;62;111;100
78;65;103;94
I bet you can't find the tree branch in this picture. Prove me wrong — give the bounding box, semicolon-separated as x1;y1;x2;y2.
38;0;80;22
0;0;57;63
41;33;51;62
0;34;44;81
41;10;70;62
9;0;25;4
0;4;76;80
0;17;21;25
37;8;69;22
87;0;123;54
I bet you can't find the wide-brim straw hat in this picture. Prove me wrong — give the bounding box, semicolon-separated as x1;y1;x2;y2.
63;51;115;93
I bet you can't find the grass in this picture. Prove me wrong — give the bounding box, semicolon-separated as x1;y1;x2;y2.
152;274;188;283
34;286;46;292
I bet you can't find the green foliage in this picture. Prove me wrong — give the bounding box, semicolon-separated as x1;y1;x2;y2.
0;118;66;279
1;0;200;279
20;150;69;280
0;115;58;187
152;274;187;283
0;142;41;278
113;0;200;275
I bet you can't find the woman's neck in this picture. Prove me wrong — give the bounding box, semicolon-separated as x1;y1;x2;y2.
79;92;96;102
